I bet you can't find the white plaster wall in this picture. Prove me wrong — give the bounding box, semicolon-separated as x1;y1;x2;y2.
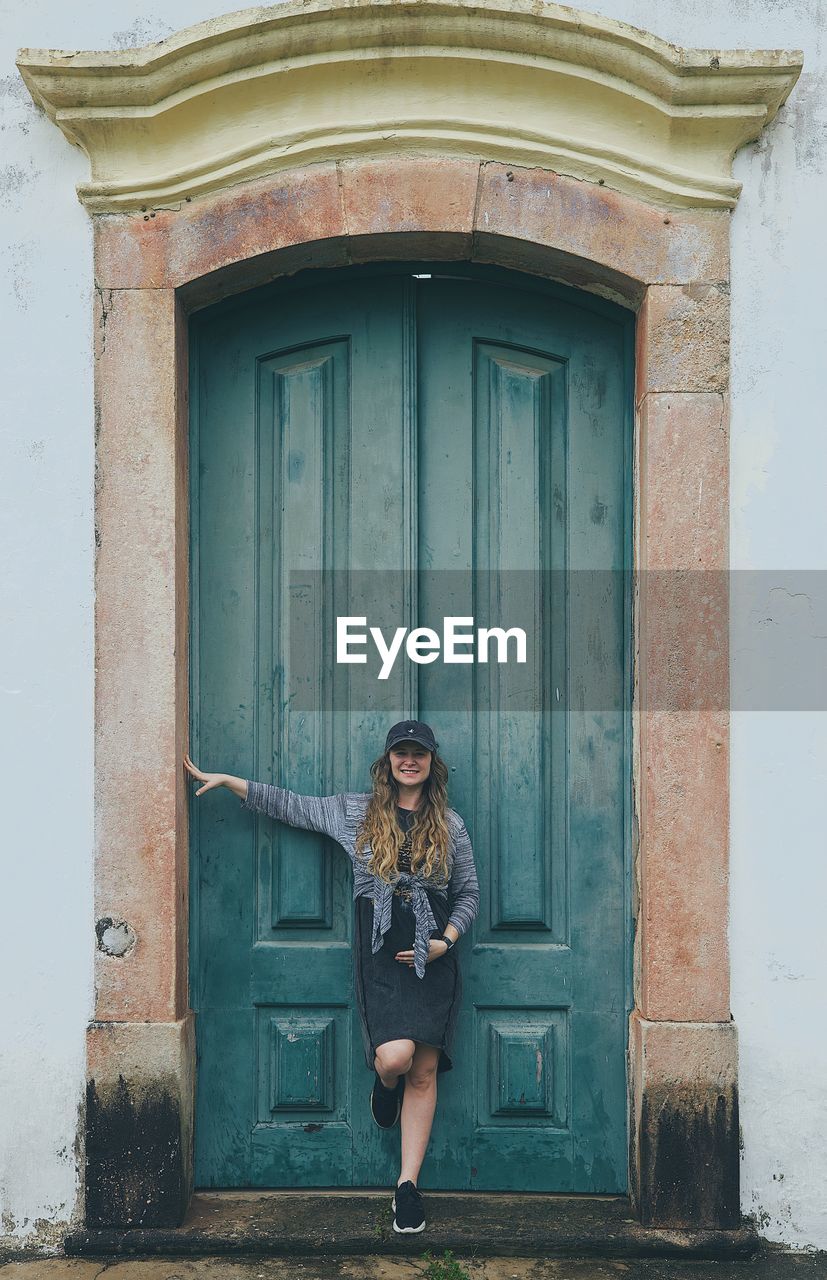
592;0;827;1251
1;0;825;1254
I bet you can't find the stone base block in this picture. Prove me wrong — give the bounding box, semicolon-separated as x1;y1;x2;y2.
85;1015;195;1228
629;1013;740;1229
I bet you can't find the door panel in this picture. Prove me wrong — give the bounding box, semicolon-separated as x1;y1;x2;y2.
190;268;631;1191
416;280;629;1188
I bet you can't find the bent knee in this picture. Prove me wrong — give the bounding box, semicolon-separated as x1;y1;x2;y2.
375;1041;415;1075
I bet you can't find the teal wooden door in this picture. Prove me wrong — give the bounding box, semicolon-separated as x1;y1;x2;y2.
190;266;632;1191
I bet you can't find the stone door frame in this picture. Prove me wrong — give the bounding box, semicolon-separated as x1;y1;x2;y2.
17;0;803;1233
86;158;730;1228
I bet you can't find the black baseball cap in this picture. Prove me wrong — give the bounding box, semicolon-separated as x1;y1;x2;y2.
384;720;438;754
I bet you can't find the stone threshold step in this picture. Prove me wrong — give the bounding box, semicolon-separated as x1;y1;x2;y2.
65;1192;760;1260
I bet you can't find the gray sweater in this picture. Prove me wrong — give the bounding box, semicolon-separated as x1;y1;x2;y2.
241;782;480;977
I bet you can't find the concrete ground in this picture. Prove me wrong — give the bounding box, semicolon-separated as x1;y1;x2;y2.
2;1252;827;1278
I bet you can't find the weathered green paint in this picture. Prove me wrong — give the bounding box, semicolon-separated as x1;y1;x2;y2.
189;264;633;1191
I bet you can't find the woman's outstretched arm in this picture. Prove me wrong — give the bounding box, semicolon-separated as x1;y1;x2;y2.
183;754;347;841
241;778;347;840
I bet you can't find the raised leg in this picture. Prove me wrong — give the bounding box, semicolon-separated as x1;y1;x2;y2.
374;1038;415;1089
398;1041;440;1187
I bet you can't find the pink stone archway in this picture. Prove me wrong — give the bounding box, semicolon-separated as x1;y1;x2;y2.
90;155;734;1231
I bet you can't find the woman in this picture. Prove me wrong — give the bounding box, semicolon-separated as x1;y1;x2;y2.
183;718;480;1234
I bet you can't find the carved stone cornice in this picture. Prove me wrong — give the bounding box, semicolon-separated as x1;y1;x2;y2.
17;0;802;212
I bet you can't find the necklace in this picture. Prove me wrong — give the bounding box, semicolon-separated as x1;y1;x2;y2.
394;808;415;898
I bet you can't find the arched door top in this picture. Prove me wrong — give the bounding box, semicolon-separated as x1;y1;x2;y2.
17;0;801;212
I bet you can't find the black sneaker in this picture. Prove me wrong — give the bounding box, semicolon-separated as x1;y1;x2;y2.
370;1070;404;1128
392;1179;425;1232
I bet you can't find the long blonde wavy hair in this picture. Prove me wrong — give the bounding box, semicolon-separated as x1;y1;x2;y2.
355;748;452;884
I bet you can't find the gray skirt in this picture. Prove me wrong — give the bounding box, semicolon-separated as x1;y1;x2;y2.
353;889;461;1074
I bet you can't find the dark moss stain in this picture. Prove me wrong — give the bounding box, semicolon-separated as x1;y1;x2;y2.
590;497;607;525
638;1081;740;1229
85;1074;187;1228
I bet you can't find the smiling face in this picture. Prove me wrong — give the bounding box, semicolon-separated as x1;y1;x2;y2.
389;743;432;790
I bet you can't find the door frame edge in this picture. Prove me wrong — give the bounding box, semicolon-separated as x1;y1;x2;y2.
89;157;735;1230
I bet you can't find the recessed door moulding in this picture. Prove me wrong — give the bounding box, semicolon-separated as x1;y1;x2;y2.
17;0;801;213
